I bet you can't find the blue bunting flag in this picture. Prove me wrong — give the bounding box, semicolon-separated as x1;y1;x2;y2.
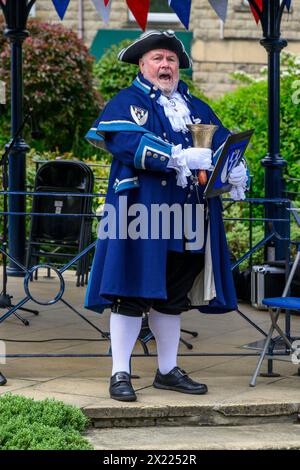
51;0;71;20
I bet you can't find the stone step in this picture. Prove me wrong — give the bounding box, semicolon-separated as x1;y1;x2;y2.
85;423;300;450
83;401;300;428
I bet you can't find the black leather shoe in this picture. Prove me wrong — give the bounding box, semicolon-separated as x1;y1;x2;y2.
153;367;208;395
0;372;7;386
109;371;137;402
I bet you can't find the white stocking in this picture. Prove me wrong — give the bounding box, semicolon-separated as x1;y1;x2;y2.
110;312;142;375
148;308;181;375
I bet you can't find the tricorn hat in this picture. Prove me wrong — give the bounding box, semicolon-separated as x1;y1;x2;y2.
118;30;192;69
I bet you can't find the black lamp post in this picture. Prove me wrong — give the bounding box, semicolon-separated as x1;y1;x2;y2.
249;0;289;260
0;0;35;275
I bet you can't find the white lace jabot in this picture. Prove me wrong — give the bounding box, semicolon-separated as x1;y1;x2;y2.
157;91;192;133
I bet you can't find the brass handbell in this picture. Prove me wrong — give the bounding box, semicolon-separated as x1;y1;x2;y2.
187;124;218;185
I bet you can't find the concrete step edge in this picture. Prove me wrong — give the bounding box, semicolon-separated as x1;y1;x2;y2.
83;401;300;428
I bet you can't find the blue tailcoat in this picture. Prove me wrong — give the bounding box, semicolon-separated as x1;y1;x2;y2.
85;73;237;314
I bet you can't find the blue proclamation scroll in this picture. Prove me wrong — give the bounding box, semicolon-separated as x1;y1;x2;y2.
204;129;254;198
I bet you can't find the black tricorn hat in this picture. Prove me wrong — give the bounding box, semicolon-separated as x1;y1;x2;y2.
118;30;192;69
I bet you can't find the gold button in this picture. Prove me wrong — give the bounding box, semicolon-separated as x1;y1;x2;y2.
160;156;166;162
161;180;167;186
146;151;152;156
153;153;158;158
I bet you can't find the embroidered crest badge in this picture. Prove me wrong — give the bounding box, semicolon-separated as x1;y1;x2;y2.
130;105;148;126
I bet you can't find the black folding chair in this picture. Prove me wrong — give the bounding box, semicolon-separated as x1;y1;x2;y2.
26;160;94;286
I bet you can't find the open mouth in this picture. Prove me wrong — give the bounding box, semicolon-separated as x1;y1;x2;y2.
158;73;172;81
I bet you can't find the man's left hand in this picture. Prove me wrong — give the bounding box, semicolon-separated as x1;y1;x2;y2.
228;162;248;201
228;162;247;186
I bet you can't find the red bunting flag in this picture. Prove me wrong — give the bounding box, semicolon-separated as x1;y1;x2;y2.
126;0;150;31
249;0;263;24
103;0;110;6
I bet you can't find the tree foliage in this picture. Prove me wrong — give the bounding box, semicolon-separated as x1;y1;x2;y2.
0;18;102;154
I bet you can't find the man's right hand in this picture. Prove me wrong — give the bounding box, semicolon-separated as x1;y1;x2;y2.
179;147;212;170
167;145;212;188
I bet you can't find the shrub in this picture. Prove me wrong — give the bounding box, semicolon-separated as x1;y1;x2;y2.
93;40;138;101
0;393;93;450
214;51;300;262
214;51;300;199
0;18;102;155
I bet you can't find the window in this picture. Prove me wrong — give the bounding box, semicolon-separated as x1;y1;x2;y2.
129;0;180;24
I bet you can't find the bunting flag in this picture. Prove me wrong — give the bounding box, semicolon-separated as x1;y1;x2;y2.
283;0;292;11
208;0;228;22
92;0;112;24
168;0;192;29
48;0;293;32
51;0;71;20
126;0;150;31
248;0;263;24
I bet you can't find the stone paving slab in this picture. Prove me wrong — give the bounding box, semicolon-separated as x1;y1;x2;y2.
85;423;300;450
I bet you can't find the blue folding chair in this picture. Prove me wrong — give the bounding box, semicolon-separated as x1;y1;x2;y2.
250;245;300;386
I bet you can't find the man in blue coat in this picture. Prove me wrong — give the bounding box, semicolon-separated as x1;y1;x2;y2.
85;30;248;401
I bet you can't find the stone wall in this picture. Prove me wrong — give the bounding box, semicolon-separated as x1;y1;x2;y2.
190;0;300;97
35;0;129;46
3;0;300;98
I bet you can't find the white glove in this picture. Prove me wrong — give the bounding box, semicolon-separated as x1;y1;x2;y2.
228;162;247;186
228;162;248;201
167;144;191;188
181;147;212;170
230;185;246;201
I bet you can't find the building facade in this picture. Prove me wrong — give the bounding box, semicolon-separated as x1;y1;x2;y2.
32;0;300;98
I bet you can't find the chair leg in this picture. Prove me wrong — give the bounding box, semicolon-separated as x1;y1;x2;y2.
249;323;275;387
270;311;293;350
250;307;294;387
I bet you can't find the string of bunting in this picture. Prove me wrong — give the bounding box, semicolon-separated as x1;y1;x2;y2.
51;0;292;29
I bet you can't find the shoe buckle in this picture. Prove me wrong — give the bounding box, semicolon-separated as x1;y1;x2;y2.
115;373;129;382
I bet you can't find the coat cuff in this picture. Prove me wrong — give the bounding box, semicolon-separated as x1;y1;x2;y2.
134;133;172;171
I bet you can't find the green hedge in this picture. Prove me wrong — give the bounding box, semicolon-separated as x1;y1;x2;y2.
213;80;300;197
213;52;300;263
0;394;93;450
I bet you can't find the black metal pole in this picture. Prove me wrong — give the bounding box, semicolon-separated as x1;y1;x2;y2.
0;0;33;275
259;0;289;260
